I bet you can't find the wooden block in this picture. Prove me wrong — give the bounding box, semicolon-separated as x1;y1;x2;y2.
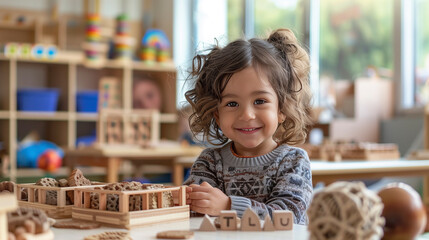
84;192;91;208
157;192;163;208
0;194;17;240
263;214;275;231
119;194;129;213
273;210;293;230
28;188;35;202
219;210;238;231
199;214;216;231
241;208;261;231
99;193;106;210
0;194;17;212
178;186;186;206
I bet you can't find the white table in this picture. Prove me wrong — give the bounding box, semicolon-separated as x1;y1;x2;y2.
51;216;310;240
311;159;429;204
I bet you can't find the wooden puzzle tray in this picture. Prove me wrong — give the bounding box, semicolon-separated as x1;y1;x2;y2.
72;185;189;229
16;183;105;219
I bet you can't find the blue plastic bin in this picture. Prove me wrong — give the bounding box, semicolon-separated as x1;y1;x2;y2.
76;135;96;147
17;88;59;112
76;91;99;112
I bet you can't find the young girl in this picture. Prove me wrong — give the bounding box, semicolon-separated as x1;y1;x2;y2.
183;28;313;225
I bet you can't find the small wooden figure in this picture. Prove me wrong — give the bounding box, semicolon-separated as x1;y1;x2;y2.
263;214;275;231
199;214;216;231
0;194;17;240
219;210;238;231
241;208;261;231
273;210;293;230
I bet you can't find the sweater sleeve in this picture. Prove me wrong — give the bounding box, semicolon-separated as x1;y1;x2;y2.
229;148;313;225
183;148;222;189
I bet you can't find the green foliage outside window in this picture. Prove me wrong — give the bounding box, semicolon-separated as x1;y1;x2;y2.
319;0;393;81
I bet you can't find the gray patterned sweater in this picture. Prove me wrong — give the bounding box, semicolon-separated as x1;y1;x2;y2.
183;142;313;225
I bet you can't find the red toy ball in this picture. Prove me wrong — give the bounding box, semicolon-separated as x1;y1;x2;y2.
38;150;62;172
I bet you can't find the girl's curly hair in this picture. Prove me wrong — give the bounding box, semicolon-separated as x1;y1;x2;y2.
185;28;313;146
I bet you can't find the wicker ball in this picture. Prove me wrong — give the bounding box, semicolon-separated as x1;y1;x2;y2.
307;181;384;240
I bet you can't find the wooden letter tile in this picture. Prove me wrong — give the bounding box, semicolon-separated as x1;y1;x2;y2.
220;210;238;230
241;208;261;231
263;214;275;231
273;210;293;230
199;214;216;231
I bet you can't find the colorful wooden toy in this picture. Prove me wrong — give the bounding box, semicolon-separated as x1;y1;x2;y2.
113;14;135;62
140;29;171;63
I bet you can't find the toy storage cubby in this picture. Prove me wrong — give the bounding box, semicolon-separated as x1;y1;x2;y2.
0;54;178;182
132;66;178;140
17;61;69;113
17;120;69;147
76;122;97;147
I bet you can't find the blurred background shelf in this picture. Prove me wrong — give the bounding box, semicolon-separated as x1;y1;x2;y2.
0;56;178;182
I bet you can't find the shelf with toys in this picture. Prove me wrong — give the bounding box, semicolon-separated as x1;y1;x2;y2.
0;53;179;182
0;3;179;183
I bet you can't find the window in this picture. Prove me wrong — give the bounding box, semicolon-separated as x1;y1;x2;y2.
226;0;304;42
254;0;304;41
188;0;428;110
319;0;393;81
414;0;429;106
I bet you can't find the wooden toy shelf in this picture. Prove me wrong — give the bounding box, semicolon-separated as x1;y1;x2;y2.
0;53;178;183
16;182;105;219
72;186;189;229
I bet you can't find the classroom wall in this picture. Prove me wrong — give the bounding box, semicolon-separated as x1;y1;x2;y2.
380;115;424;157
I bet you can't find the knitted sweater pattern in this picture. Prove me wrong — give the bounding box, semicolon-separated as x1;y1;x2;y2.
184;142;313;225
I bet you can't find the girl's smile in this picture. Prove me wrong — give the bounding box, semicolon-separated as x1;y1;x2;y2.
235;127;261;134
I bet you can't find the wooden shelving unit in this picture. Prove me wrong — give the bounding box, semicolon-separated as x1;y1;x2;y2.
0;53;178;182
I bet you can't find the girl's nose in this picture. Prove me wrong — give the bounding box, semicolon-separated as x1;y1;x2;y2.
239;106;256;120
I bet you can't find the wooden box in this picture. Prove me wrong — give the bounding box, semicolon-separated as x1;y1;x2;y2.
15;183;104;219
72;186;189;229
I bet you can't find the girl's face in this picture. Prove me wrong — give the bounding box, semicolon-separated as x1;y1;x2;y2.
215;67;285;157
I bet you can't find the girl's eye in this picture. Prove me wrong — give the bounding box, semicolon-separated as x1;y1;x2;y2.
254;99;266;105
226;102;238;107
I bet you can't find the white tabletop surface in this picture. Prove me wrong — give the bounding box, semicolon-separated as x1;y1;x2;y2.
311;159;429;173
51;216;310;240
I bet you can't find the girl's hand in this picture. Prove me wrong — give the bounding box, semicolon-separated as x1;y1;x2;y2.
189;181;231;216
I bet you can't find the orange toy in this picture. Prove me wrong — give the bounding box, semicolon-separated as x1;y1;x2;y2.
38;150;62;172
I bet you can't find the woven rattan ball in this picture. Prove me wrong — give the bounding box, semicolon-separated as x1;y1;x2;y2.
307;181;384;240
